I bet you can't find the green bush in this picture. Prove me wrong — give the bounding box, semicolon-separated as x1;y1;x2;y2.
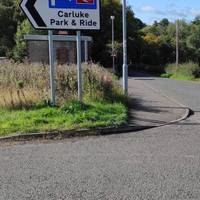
160;73;173;78
177;62;200;78
12;20;47;61
164;64;177;74
164;62;200;80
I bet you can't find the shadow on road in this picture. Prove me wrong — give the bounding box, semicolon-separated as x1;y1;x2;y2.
128;97;187;126
129;97;170;113
129;71;157;78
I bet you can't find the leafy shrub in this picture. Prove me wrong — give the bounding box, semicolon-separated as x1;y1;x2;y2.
164;64;177;74
160;73;173;78
176;62;200;78
12;20;47;62
164;62;200;79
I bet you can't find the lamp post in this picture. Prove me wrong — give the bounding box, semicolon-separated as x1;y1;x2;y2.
176;19;179;68
110;15;115;73
122;0;128;95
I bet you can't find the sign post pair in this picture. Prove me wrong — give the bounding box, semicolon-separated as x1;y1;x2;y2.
20;0;100;105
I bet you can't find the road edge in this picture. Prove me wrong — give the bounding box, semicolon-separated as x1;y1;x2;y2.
0;80;192;143
0;125;155;142
138;79;193;125
0;110;191;143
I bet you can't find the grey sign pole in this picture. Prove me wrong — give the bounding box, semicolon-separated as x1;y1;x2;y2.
77;31;83;102
122;0;128;95
84;40;88;62
48;30;56;106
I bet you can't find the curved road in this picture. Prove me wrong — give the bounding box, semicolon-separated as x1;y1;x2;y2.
0;76;200;200
136;76;200;111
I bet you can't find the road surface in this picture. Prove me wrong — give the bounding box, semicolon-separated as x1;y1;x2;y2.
0;76;200;200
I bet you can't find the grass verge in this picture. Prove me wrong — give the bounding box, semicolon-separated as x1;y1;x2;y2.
0;100;127;137
161;62;200;82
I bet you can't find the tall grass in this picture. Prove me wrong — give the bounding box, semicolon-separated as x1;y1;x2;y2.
164;62;200;80
0;61;124;109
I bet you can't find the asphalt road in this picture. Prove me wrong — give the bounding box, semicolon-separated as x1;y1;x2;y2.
132;73;200;111
0;76;200;200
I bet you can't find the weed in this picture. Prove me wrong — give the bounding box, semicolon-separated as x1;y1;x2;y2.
163;62;200;81
0;61;125;109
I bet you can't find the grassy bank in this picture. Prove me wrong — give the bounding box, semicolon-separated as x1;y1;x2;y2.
0;62;128;136
161;62;200;82
0;100;127;137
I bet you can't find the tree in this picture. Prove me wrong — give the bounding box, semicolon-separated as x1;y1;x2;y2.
0;0;25;56
187;24;200;64
159;18;169;27
84;0;144;69
192;16;200;26
140;19;175;66
140;18;200;67
12;19;47;61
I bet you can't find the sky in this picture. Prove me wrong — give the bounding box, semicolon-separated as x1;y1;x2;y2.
127;0;200;24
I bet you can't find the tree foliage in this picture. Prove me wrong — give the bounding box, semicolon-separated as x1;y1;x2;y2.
0;0;25;56
139;18;200;68
85;0;145;70
1;0;200;71
12;19;47;61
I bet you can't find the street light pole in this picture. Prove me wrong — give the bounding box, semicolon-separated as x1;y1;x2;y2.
122;0;128;95
110;15;115;73
176;20;179;69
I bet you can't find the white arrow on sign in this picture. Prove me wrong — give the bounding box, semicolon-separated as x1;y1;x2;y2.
20;0;100;30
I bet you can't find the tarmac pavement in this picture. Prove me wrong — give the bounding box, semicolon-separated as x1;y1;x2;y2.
127;78;188;127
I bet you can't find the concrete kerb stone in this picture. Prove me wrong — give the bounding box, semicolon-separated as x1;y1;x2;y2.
0;126;155;143
0;109;191;143
0;81;192;143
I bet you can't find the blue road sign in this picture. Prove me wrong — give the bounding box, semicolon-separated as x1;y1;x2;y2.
49;0;97;9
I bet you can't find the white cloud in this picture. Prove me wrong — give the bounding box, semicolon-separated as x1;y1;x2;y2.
168;9;187;18
139;4;199;19
140;6;155;12
140;5;166;15
134;3;200;24
190;9;200;17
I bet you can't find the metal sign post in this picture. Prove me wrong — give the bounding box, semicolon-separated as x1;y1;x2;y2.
48;30;56;106
76;31;83;102
20;0;100;103
84;40;88;62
